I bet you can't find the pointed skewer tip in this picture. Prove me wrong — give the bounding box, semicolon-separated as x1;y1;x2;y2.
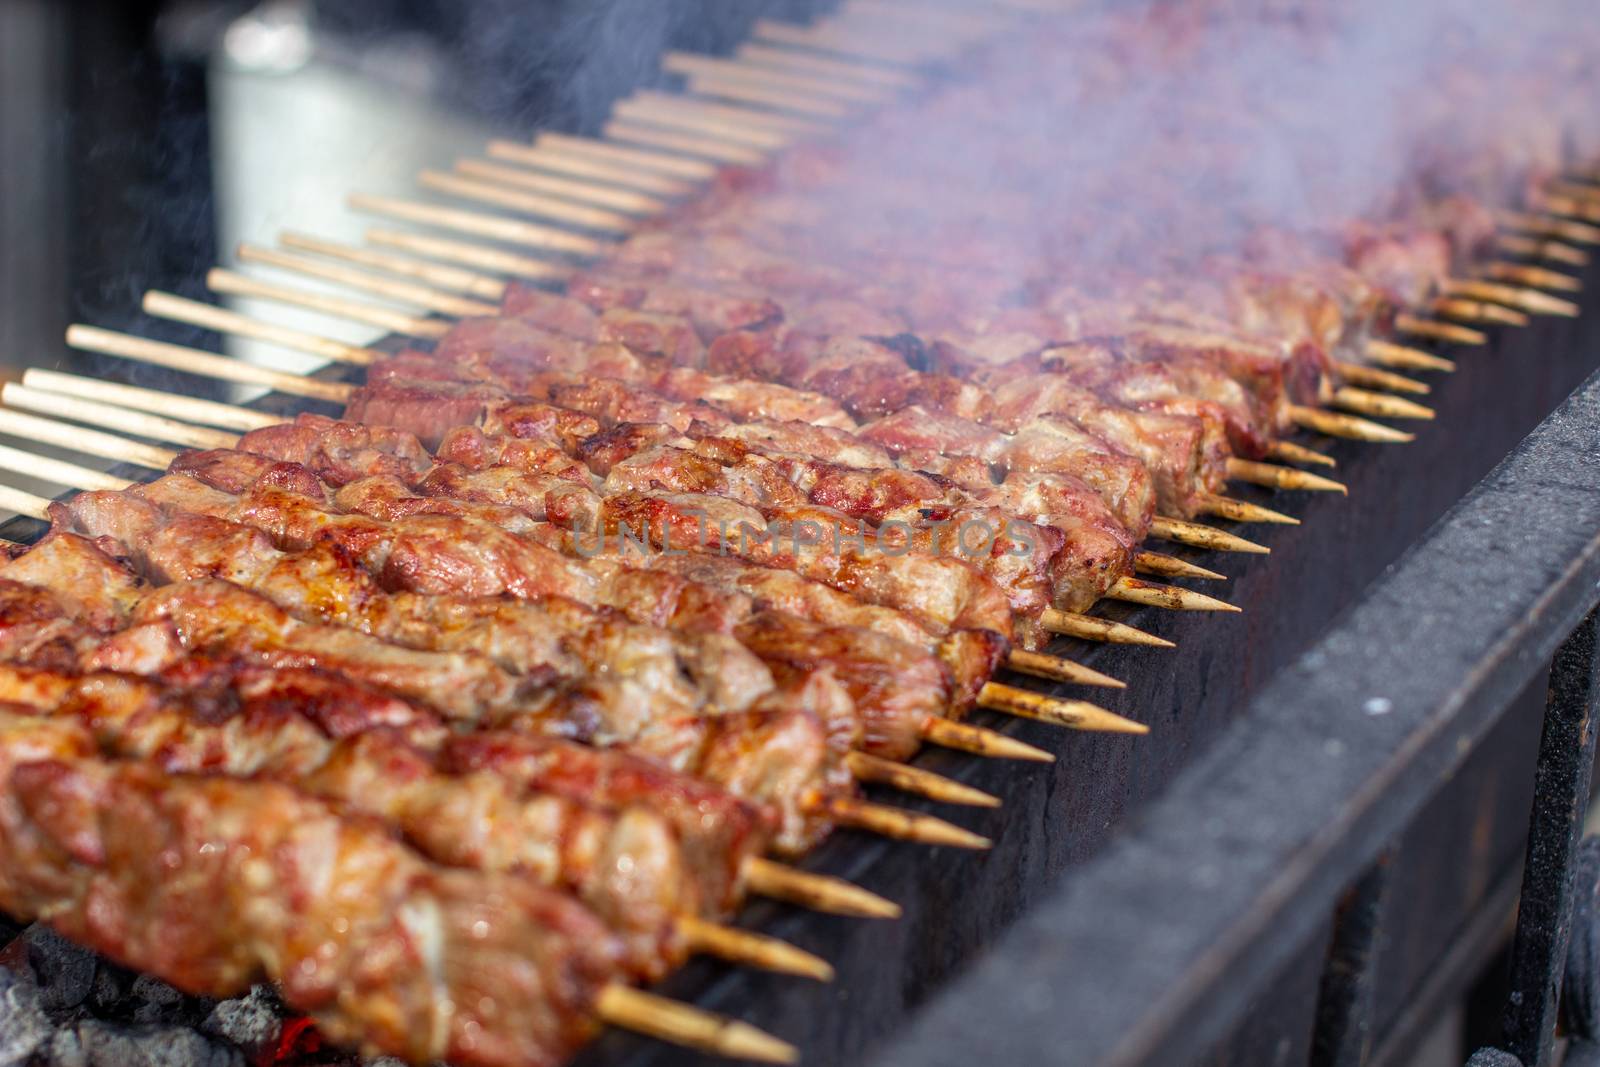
843;751;1003;808
815;794;992;850
1107;577;1242;613
740;857;901;920
1004;648;1127;688
593;985;799;1064
921;716;1056;761
676;916;834;982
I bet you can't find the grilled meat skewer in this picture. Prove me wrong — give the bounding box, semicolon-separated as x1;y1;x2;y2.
0;714;796;1065
22;397;1142;736
2;372;1143;712
27;488;994;851
0;645;833;981
10;516;864;851
0;527;901;915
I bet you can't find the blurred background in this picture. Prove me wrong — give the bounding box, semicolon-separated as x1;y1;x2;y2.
0;0;829;497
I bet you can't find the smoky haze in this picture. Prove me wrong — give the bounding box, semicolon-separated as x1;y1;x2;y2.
646;0;1599;305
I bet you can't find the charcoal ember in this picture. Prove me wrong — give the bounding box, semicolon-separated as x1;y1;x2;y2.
89;967;132;1016
46;1019;243;1067
21;926;96;1014
200;986;282;1058
130;974;198;1026
0;964;52;1067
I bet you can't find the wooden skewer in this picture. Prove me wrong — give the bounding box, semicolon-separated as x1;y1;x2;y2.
454;158;671;215
534;132;721;181
1148;515;1270;555
242;242;501;316
1547;179;1600;204
366;226;573;280
1003;650;1124;688
0;444;131;493
144;290;381;365
628;89;833;136
593;985;797;1064
1498;210;1600;246
65;324;353;404
1393;313;1487;346
0;407;178;471
1225;458;1347;494
1442;278;1580;317
1263;440;1338;469
809;793;990;849
1494;233;1589;267
1106;576;1239;613
485;140;699;198
348;193;606;258
843;751;1000;808
22;369;282;432
676;916;832;982
978;682;1147;734
920;717;1054;761
418;170;639;233
206;268;449;340
1364;340;1456;374
679;75;856;119
1;386;234;451
1040;608;1175;648
602;119;774;166
1332;361;1429;396
741;856;899;919
0;484;50;521
611;97;799;151
1431;297;1527;328
1132;550;1225;583
731;43;921;89
662;52;894;104
1330;387;1435;422
1195;492;1299;527
1288;405;1415;444
1482;261;1582;293
1531;193;1600;226
282;231;510;301
0;395;233;459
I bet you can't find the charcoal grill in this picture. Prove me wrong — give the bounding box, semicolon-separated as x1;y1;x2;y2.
0;256;1593;1067
4;3;1600;1066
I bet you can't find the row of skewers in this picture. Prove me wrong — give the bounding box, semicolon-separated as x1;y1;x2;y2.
0;0;1598;1063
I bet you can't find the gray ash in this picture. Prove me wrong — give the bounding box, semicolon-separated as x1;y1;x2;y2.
0;921;399;1067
